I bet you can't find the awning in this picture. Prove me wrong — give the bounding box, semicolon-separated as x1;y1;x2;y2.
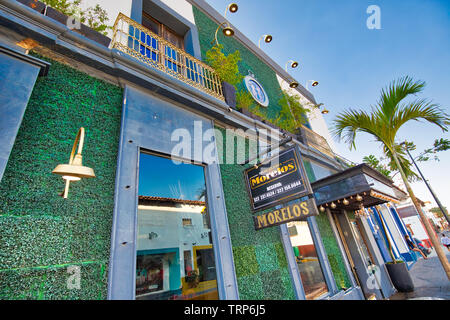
311;164;400;211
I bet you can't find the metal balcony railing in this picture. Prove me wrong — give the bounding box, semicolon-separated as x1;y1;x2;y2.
110;13;225;101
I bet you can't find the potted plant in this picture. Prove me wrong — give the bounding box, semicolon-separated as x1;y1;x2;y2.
273;90;314;136
40;0;112;47
185;269;200;288
205;44;243;110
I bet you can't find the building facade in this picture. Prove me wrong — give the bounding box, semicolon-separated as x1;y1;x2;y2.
0;0;413;300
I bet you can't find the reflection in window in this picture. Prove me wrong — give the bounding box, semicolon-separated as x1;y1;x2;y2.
288;221;328;300
136;152;218;300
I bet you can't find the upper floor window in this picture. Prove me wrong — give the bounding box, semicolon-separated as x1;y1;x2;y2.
142;11;185;50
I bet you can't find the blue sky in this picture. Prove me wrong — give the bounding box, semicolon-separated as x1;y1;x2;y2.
205;0;450;209
139;153;206;201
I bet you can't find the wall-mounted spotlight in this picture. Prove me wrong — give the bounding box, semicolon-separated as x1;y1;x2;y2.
52;127;95;199
212;22;235;46
289;80;299;88
306;80;319;88
211;3;238;46
258;34;272;48
285;60;299;71
224;3;238;17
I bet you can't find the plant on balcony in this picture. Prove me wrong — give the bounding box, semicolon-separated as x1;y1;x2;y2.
273;90;315;133
205;44;243;86
205;44;247;109
41;0;112;35
235;89;253;111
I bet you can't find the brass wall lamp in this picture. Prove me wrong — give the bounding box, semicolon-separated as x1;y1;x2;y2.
224;3;238;16
289;81;299;88
258;34;272;48
285;60;299;71
212;3;238;46
52;127;95;199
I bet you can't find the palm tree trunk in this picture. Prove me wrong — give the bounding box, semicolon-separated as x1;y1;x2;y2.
391;149;450;280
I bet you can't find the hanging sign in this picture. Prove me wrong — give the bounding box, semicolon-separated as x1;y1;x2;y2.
253;198;318;230
244;71;269;107
244;146;313;212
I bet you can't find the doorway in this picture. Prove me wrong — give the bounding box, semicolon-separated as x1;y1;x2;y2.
331;210;384;299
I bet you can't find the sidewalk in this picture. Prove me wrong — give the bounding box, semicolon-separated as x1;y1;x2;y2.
389;245;450;300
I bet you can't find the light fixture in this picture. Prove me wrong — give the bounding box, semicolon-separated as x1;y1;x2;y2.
319;206;325;212
321;107;329;115
343;198;349;205
258;34;272;48
356;194;363;201
225;3;238;16
52;127;95;199
285;60;299;71
289;81;299;88
330;202;336;209
306;80;319;89
212;22;235;46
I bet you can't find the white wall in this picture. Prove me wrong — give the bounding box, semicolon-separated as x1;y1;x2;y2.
137;204;211;269
159;0;195;25
402;216;429;240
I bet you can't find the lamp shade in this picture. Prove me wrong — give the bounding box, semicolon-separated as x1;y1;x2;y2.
52;127;95;198
222;27;234;37
289;81;299;88
52;163;95;179
229;3;238;12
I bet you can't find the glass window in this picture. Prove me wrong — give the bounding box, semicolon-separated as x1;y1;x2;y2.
310;161;336;181
136;152;218;300
288;220;328;300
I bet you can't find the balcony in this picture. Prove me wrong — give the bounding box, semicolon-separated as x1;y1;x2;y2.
110;13;225;102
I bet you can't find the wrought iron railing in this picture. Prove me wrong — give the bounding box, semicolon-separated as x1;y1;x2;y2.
110;13;225;101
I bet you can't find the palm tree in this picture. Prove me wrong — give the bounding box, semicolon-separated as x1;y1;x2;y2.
332;76;450;280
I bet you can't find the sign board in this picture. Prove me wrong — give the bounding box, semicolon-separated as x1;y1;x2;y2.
253;198;319;230
244;146;313;211
244;73;269;107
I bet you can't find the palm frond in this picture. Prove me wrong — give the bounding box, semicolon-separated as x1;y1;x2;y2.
377;76;426;122
383;144;421;182
331;109;383;149
392;99;450;134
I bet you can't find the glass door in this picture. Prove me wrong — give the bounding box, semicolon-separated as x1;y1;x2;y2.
135;151;218;300
287;220;329;300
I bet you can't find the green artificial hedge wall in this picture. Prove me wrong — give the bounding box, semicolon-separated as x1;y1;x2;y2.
215;127;296;300
193;6;352;295
0;53;123;299
302;161;352;290
192;6;284;120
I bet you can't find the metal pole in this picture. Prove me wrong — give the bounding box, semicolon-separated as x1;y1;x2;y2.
404;146;450;225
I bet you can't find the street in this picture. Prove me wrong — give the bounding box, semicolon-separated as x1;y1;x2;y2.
389;243;450;300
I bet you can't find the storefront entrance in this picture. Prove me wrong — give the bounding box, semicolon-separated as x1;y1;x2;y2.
332;210;384;299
